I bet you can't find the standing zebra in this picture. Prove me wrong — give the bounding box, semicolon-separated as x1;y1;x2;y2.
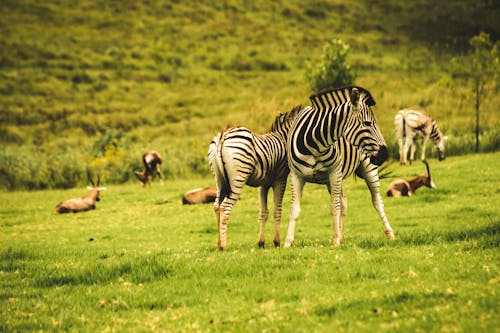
284;86;391;247
395;109;447;164
208;106;302;250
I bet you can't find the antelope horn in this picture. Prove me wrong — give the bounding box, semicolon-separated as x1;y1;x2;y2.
422;160;431;181
97;175;101;187
87;170;96;187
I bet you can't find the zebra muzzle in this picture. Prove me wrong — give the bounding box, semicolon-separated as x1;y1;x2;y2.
369;146;388;166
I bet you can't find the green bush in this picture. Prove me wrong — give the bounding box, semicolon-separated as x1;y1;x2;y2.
306;39;357;93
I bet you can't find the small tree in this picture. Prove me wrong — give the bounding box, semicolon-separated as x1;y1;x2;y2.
452;32;499;152
306;39;357;93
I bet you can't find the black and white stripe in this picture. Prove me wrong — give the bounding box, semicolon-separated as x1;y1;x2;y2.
208;106;302;250
284;86;392;247
395;109;447;164
327;138;395;241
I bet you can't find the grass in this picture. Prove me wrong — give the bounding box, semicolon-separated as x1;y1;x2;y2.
1;152;498;332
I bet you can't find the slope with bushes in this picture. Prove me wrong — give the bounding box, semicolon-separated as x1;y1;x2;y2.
0;0;498;190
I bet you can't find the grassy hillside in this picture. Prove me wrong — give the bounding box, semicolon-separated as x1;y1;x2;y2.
1;153;498;331
0;0;499;190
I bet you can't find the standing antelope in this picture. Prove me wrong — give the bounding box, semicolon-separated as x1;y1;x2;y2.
208;106;302;250
386;160;435;197
284;86;391;247
134;150;163;185
395;109;447;164
54;174;106;213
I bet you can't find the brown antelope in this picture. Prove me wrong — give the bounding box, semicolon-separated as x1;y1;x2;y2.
54;174;106;213
386;160;436;197
182;187;217;205
395;109;447;165
134;150;163;185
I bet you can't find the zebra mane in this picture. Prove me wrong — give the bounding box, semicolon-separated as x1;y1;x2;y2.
309;86;376;111
270;105;303;132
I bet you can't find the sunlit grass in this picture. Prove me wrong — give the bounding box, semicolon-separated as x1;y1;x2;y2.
1;153;499;331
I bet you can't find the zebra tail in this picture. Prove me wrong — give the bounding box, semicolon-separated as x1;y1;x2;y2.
212;130;231;204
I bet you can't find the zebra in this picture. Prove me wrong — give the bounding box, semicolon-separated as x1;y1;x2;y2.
395;109;447;164
284;86;392;247
208;105;302;250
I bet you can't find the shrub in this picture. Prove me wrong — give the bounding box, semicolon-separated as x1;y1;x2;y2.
306;39;357;93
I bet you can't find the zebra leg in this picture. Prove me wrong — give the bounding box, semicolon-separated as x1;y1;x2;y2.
409;139;417;164
329;168;343;246
359;163;395;240
403;136;412;165
272;179;287;247
258;186;270;248
218;187;243;250
420;135;429;161
398;137;405;164
284;172;305;248
340;187;347;244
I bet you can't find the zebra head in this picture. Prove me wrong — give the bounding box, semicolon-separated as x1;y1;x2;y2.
432;121;447;161
345;87;388;166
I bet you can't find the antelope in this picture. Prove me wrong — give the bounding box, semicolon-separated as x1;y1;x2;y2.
182;187;217;205
55;174;106;213
386;160;435;197
134;150;163;185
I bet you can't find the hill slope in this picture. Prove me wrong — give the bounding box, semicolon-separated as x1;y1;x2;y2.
0;0;498;190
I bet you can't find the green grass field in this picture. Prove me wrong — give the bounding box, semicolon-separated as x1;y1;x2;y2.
1;152;498;332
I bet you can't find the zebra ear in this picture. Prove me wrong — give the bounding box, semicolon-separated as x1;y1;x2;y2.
350;88;360;105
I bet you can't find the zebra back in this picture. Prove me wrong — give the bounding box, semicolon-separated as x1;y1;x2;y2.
269;105;303;138
309;86;376;111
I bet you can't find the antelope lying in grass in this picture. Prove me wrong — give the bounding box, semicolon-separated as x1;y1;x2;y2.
182;187;217;205
386;160;435;197
134;150;163;185
55;174;106;213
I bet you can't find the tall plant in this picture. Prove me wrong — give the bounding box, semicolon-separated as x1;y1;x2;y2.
306;39;357;93
452;32;499;152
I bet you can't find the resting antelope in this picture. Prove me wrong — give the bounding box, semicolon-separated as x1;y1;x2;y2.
134;150;163;185
395;109;447;164
182;187;217;205
55;174;106;213
386;160;435;197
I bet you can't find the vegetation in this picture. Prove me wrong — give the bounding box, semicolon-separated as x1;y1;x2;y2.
1;153;498;331
306;39;356;93
452;32;500;152
0;0;499;190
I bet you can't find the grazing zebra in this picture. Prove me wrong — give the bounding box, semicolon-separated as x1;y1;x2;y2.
208;106;302;250
284;86;391;247
395;109;447;164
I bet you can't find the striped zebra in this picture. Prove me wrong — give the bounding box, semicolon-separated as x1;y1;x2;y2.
208;106;302;250
284;86;392;247
395;109;447;164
